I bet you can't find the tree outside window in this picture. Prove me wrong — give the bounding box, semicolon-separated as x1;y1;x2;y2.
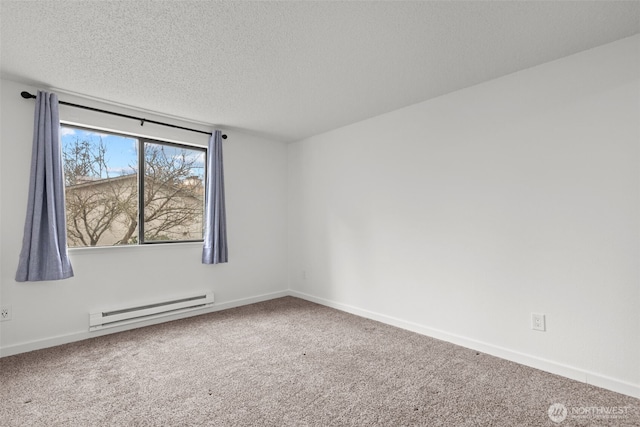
61;125;206;247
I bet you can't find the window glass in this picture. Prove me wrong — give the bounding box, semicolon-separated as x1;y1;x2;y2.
142;141;205;243
61;125;206;247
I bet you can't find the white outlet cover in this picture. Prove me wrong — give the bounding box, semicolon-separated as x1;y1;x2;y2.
0;306;11;322
532;313;545;331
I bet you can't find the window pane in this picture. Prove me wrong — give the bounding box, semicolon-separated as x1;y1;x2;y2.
62;126;139;247
142;141;205;242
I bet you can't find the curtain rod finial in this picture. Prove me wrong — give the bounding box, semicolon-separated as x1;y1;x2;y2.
21;91;36;99
222;134;227;139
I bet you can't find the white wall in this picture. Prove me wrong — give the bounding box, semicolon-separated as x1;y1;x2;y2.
288;35;640;397
0;78;288;355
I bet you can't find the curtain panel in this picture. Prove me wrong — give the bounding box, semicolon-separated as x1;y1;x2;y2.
202;130;228;264
15;91;74;282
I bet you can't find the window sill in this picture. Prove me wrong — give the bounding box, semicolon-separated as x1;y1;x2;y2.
68;241;203;255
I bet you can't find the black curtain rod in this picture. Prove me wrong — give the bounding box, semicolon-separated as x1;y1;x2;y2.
20;91;227;139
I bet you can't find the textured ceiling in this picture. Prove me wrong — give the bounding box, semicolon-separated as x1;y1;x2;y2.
1;1;639;142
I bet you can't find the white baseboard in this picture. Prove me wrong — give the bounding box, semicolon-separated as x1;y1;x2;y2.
289;290;640;399
0;290;289;358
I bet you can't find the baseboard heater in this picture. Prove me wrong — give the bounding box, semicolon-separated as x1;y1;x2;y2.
89;292;214;331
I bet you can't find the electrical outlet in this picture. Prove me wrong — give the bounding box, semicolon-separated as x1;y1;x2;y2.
1;306;12;322
531;313;545;331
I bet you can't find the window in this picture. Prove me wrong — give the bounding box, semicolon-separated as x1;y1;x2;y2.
61;125;206;247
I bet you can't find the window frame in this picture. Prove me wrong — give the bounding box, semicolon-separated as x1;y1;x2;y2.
60;122;208;248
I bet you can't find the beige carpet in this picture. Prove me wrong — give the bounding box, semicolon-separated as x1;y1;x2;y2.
0;297;638;426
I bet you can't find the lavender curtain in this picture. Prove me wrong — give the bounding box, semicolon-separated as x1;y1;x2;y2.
15;91;74;282
202;130;228;264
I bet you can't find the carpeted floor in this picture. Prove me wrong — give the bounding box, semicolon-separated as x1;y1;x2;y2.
0;297;638;426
